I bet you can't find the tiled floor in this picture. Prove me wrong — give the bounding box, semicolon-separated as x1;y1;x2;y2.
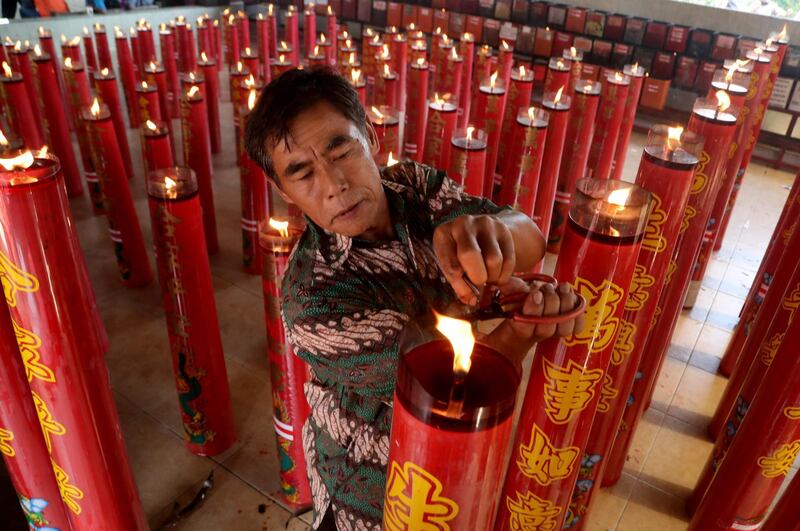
8;78;796;530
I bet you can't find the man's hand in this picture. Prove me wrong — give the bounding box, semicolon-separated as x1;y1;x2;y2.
433;215;516;305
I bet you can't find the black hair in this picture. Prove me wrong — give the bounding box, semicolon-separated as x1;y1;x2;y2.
244;66;368;181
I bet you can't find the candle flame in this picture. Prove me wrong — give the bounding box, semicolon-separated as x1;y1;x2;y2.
13;40;22;52
607;188;631;207
570;46;577;58
149;60;158;70
371;106;384;119
247;88;257;111
280;40;288;50
736;58;751;70
778;24;787;41
165;176;177;192
372;34;380;44
450;46;458;60
0;151;35;171
387;152;398;166
115;28;124;38
434;92;443;104
519;64;526;77
236;61;244;72
269;218;290;238
90;97;101;116
245;46;252;55
348;52;356;64
0;128;6;146
435;312;475;376
614;71;624;82
187;85;200;98
466;126;475;141
416;57;425;67
38;26;46;36
553;86;565;103
279;53;286;63
351;68;362;84
725;61;737;82
365;27;374;37
244;74;255;88
343;29;350;39
556;58;565;69
715;90;731;112
489;71;498;88
100;66;109;76
64;57;73;69
666;126;684;151
345;38;352;48
442;34;450;45
327;5;333;14
84;26;91;36
754;46;764;56
141;80;149;89
36;145;47;157
528;106;537;121
145;120;158;131
268;3;274;15
69;36;81;46
320;33;327;43
228;14;235;24
33;44;43;57
381;44;390;58
383;63;391;77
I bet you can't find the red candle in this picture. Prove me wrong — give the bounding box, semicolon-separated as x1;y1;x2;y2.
175;18;192;73
60;36;82;65
325;6;338;60
143;61;174;144
0;150;146;531
497;107;548;212
340;46;359;79
390;33;407;106
198;53;222;154
183;23;199;74
383;327;520;529
129;27;141;81
409;37;427;65
237;11;251;49
762;450;800;531
38;28;66;110
32;48;83;198
266;4;278;60
240;90;270;274
533;89;572;248
9;44;44;137
369;105;401;166
241;46;261;84
317;34;335;68
93;23;112;70
498;65;535;181
159;25;180;119
146;167;236;456
498;39;515;89
307;45;327;69
114;27;139;128
472;72;508;199
256;13;272;83
404;58;430;161
373;63;399;108
180;83;219;254
135;80;163;126
433;34;455;94
422;96;458;171
0;62;44;149
545;56;572;94
440;44;464;108
93;67;135;181
259;217;313;509
547;80;601;254
458;32;475;128
285;9;300;66
429;28;445;87
586;70;631;180
83;99;153;287
0;302;72;531
304;7;316;59
610;63;646;181
196;17;213;60
82;26;98;74
136;21;157;66
349;68;366;106
212;19;223;66
564;46;584;93
448;126;487;197
567;126;699;528
142;120;175;174
605;119;736;487
229;62;251;149
497;179;652;531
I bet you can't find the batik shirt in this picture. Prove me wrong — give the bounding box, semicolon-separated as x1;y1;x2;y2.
281;161;504;530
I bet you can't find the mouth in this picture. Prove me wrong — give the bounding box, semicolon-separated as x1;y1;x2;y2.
332;200;364;223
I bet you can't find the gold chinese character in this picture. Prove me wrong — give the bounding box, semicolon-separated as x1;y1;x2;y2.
641;194;667;253
52;459;84;515
517;424;579;486
625;265;656;312
31;391;66;453
782;284;800;320
0;427;14;457
563;277;624;353
506;491;561;531
784;406;800;420
664;261;678;286
759;332;784;366
681;206;697;235
597;374;619;413
384;461;459;530
611;320;636;366
650;306;662;333
757;440;800;478
543;358;604;425
0;250;39;307
12;320;56;384
690;152;711;194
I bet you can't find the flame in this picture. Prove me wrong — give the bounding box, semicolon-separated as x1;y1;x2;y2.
13;40;22;52
345;38;352;48
0;151;35;171
528;106;537;122
351;68;362;84
327;5;332;14
245;46;252;55
754;46;764;56
442;34;450;45
84;26;91;36
269;218;290;238
69;36;81;46
33;44;43;57
381;44;390;58
408;23;415;30
383;63;391;77
149;60;158;70
371;106;384;119
279;53;286;63
158;23;166;31
778;24;787;41
0;128;6;146
736;58;751;70
320;33;327;43
187;86;200;98
145;120;158;131
434;92;443;105
387;152;398;166
100;67;109;76
3;61;13;78
164;176;177;193
416;57;425;67
244;74;255;88
36;146;47;157
725;61;737;82
257;13;264;20
348;52;356;64
60;34;67;43
228;14;235;24
64;57;73;69
632;62;639;72
450;46;458;60
115;28;124;38
236;61;244;72
365;27;374;37
247;88;257;111
38;26;46;36
501;40;509;50
314;45;320;56
268;3;274;15
666;126;684;151
607;188;631;207
463;31;473;41
372;34;380;44
466;126;475;141
435;313;475;375
141;80;149;89
556;58;565;69
614;71;624;82
715;90;731;112
554;86;564;104
343;29;350;39
90;97;101;116
280;40;289;50
570;46;577;58
489;71;498;89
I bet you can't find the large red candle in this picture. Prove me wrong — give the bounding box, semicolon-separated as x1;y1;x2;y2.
586;70;631;180
472;72;508;199
256;13;272;83
159;25;180;119
0;150;145;531
93;68;134;180
60;37;82;66
317;35;334;68
237;11;250;49
198;53;222;154
304;7;316;60
373;63;399;109
239;92;270;275
266;4;278;60
566;126;699;528
37;28;66;114
762;451;800;531
136;21;157;66
533;89;572;247
135;80;163;126
196;17;213;61
448;126;487;197
32;49;83;198
146;167;236;456
547;80;601;253
129;27;141;81
497;107;548;212
498;65;535;182
10;43;44;129
285;9;300;66
422;96;458;171
544;57;572;94
241;46;261;84
404;58;430;161
82;26;98;74
605;116;737;486
409;37;427;66
369;105;401;166
142;120;175;173
1;60;44;149
457;32;475;128
175;18;192;73
83;100;153;287
610;64;646;181
93;23;112;70
498;39;515;89
348;68;367;106
270;52;294;79
496;178;652;531
384;332;520;530
114;27;139;127
144;61;174;144
564;47;584;93
429;30;446;89
390;32;407;109
184;23;199;74
259;217;313;509
325;6;338;59
180;83;219;254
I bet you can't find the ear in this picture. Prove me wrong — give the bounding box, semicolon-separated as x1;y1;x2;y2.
365;121;380;157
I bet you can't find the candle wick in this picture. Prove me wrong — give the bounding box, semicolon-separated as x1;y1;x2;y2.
447;370;467;418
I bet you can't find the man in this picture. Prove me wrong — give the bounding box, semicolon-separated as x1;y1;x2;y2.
245;67;583;530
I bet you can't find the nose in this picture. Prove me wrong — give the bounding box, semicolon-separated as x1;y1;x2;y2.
319;158;349;200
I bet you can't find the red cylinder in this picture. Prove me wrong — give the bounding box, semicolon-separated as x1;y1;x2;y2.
237;12;251;50
304;7;316;59
533;90;572;247
93;69;135;181
135;80;163;125
129;29;141;81
143;120;175;173
257;14;272;83
610;64;646;181
458;33;475;128
326;9;338;62
497;107;548;212
438;45;464;107
498;65;535;183
175;19;192;73
143;61;174;144
565;127;700;528
472;74;508;199
146;167;236;456
0;303;72;531
545;57;572;94
270;55;294;80
605;108;738;486
586;71;630;181
94;24;113;70
499;40;515;89
688;308;800;531
496;178;652;531
369;105;401;166
761;461;800;531
547;80;602;254
199;56;222;154
266;8;278;61
114;30;140;128
240;103;270;275
390;33;407;110
196;21;212;59
137;24;157;66
10;46;44;131
159;26;180;119
565;48;584;93
38;30;66;114
242;47;261;85
60;40;81;66
32;52;83;198
82;29;97;74
422;99;458;171
286;10;300;66
0;70;44;149
404;59;430;161
259;217;313;509
373;66;399;109
0;152;145;530
448;127;488;197
180;80;219;254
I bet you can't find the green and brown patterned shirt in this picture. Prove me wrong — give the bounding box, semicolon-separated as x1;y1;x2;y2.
282;161;504;530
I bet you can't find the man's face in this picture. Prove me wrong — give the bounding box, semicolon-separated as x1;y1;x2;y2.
269;100;390;240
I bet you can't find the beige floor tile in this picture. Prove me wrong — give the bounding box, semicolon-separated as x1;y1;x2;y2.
667;365;728;429
585;471;637;531
684;285;715;323
617;480;690;531
699;258;727;292
706;291;746;331
717;263;757;300
650;357;687;413
668;315;704;362
692;323;733;360
621;408;666;477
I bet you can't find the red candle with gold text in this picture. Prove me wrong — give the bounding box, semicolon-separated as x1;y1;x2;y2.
136;21;157;66
498;107;548;213
498;40;514;89
564;47;584;93
159;25;180;119
198;52;222;154
762;442;800;531
404;58;430;161
229;63;251;154
241;46;261;84
93;67;135;180
304;7;316;60
498;65;535;183
0;61;44;149
83;99;153;287
144;61;174;145
547;80;602;253
496;179;652;531
307;45;327;69
114;28;140;126
458;33;475;128
146;167;236;456
384;318;520;530
82;26;98;74
586;71;631;180
369;105;400;166
349;68;367;107
373;63;399;109
422;95;458;171
142;120;175;174
448;127;487;197
240;90;269;275
259;217;314;510
0;149;145;531
472;72;508;199
135;80;163;126
545;57;572;94
256;13;272;83
610;64;646;181
565;126;700;528
270;52;293;79
93;23;112;70
180;82;219;254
